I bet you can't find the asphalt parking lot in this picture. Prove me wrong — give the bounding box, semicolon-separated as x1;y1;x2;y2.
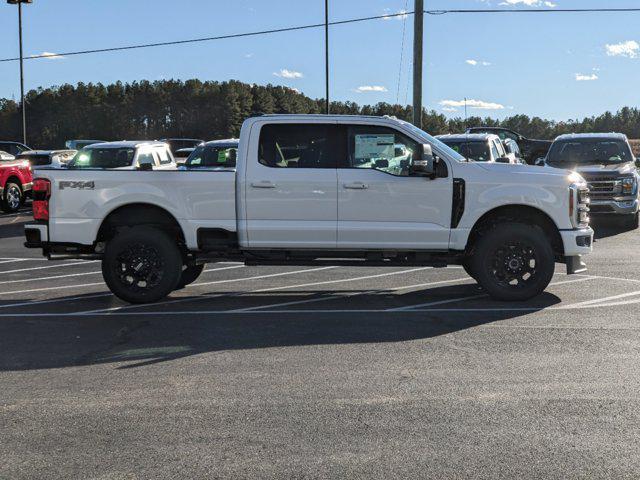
2;206;640;479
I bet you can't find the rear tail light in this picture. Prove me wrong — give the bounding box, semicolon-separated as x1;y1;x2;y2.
32;178;51;221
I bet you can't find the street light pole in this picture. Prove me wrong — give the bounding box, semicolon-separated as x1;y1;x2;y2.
17;1;26;145
324;0;330;114
412;0;424;128
7;0;31;146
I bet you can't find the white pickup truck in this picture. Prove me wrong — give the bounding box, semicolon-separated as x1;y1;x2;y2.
25;115;594;304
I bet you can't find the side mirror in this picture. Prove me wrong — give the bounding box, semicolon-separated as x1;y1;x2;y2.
535;157;546;167
496;156;511;164
410;144;435;176
137;162;153;171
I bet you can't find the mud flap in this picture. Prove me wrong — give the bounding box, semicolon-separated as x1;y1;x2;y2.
566;255;587;275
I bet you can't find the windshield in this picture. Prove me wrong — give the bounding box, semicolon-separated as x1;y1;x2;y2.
547;139;633;165
401;122;466;162
69;148;135;169
440;141;491;162
185;145;237;168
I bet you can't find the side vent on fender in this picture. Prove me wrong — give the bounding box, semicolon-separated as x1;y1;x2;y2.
451;178;466;228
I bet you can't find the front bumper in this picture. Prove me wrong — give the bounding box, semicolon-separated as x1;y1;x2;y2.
589;198;639;215
560;227;594;274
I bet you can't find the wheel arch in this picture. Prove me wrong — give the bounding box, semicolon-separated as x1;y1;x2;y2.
96;203;186;245
466;204;564;258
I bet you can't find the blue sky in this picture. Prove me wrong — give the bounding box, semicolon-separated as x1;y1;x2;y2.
0;0;639;121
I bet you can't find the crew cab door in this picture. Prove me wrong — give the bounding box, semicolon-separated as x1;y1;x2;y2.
336;123;452;250
244;122;341;248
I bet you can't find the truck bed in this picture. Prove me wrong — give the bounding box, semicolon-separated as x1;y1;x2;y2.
36;169;236;250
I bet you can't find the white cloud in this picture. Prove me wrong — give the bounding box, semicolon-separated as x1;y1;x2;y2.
499;0;556;6
442;107;458;112
31;51;64;60
466;59;491;66
605;40;639;58
273;69;303;79
575;73;598;81
244;53;254;59
355;85;388;93
439;99;505;110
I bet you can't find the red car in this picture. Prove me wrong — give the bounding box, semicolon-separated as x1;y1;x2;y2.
0;150;32;213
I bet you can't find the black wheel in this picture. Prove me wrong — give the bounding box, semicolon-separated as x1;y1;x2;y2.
175;263;205;290
461;258;477;282
102;227;183;304
1;182;22;213
471;223;555;302
625;212;639;229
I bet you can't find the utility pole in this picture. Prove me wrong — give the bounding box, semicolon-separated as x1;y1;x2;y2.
412;0;423;128
7;0;32;145
324;0;330;114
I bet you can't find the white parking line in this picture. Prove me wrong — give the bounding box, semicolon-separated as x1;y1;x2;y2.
387;275;597;312
0;282;106;296
561;289;640;309
0;263;244;286
0;261;99;275
74;267;339;315
0;293;113;310
231;276;471;312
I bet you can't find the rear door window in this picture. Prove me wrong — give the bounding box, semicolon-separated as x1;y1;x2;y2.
258;124;343;168
155;147;173;165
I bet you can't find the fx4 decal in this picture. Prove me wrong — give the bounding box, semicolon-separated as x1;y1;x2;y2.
59;181;95;190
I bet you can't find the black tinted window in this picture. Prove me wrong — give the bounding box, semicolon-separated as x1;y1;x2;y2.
441;141;490;162
259;124;342;168
187;145;237;167
70;148;135;168
18;153;50;166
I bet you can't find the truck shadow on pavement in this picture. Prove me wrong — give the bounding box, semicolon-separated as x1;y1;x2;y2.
591;217;638;240
0;285;562;372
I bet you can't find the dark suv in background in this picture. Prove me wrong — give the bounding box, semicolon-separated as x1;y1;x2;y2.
0;141;31;157
465;127;552;165
541;133;640;228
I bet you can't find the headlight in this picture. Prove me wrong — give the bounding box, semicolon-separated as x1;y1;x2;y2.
622;177;636;195
569;183;590;229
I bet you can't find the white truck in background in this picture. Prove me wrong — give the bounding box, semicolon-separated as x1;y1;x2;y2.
25;115;593;304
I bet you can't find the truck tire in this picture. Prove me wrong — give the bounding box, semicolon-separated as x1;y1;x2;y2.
471;223;555;302
1;182;22;213
461;259;477;282
625;212;639;229
102;227;183;304
175;264;205;290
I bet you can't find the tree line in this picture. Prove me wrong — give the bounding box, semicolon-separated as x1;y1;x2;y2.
1;79;639;148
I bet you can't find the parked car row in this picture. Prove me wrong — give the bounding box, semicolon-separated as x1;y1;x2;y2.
436;127;640;228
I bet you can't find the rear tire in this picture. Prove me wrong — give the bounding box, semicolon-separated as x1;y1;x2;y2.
461;259;477;282
102;227;183;304
175;264;205;290
471;223;555;302
1;182;22;213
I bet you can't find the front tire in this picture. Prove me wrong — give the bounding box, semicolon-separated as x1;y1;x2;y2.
625;212;639;229
102;227;183;304
175;264;205;290
1;183;22;213
471;223;555;302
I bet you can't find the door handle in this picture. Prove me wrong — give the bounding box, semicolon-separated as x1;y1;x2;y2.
343;182;369;190
251;181;276;189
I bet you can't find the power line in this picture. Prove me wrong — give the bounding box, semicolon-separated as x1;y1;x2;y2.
1;7;639;64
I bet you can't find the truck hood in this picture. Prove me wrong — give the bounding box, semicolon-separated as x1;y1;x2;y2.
476;161;572;178
569;162;636;176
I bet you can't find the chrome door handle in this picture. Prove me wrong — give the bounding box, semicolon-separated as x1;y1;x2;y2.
343;182;369;190
251;181;276;189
